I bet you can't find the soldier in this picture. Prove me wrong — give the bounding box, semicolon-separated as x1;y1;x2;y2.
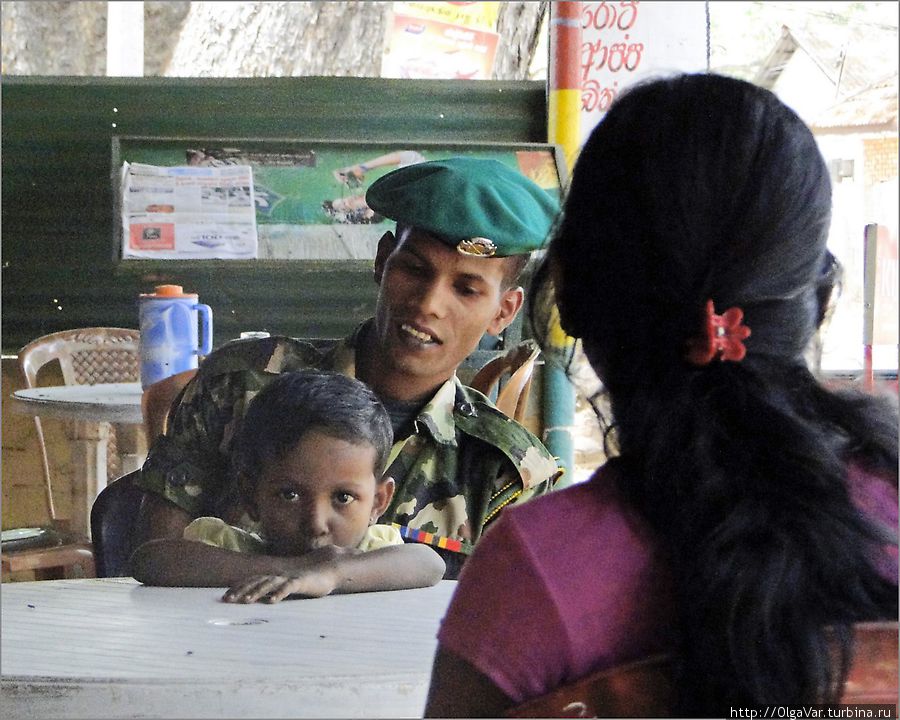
133;157;564;579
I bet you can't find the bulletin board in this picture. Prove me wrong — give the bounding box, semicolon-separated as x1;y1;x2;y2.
112;137;566;262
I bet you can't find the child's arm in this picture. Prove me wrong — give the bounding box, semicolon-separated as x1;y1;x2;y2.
222;543;446;604
129;539;445;602
129;538;324;588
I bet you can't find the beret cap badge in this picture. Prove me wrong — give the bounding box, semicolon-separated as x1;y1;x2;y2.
456;237;497;257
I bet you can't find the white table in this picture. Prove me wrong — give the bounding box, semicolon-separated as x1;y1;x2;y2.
1;577;456;719
12;383;147;537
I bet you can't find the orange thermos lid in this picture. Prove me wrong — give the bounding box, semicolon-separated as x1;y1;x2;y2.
140;284;198;299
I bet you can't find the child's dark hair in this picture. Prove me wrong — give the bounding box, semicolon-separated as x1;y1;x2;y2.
231;370;393;502
530;73;897;714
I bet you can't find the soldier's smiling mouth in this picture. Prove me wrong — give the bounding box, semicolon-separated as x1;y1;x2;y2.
400;323;440;345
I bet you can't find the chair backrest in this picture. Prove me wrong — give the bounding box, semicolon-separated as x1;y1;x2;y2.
506;622;899;718
89;470;146;577
840;622;899;706
19;327;140;388
506;654;672;718
468;340;541;423
17;328;141;521
141;369;198;442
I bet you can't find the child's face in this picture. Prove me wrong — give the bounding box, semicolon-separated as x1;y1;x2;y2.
250;430;393;556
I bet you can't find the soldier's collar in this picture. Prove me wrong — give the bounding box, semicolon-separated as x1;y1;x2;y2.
411;377;460;446
318;321;369;379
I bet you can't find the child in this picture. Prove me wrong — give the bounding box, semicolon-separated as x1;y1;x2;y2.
130;370;445;603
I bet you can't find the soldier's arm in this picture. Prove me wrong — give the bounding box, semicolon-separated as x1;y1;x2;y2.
511;461;561;504
133;369;242;542
133;493;193;545
484;457;561;529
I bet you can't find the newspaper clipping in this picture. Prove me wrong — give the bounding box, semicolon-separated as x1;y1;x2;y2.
121;162;259;259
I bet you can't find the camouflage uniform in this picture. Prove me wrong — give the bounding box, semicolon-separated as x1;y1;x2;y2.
136;324;562;578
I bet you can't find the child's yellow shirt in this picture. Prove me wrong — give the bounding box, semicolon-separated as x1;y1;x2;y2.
183;516;403;553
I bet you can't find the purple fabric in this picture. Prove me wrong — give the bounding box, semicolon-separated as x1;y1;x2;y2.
437;460;898;704
437;463;675;703
845;460;899;583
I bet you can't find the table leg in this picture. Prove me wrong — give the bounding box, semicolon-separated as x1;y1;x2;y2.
67;420;110;539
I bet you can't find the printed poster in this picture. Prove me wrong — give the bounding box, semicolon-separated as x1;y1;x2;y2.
397;1;500;30
382;2;500;80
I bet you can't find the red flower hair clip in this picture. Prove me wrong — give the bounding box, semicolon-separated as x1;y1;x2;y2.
685;299;752;366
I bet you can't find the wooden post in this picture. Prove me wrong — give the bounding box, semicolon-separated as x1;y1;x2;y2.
863;223;878;391
107;1;144;77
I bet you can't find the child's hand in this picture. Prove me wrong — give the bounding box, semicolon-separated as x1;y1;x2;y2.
222;568;339;604
223;545;348;603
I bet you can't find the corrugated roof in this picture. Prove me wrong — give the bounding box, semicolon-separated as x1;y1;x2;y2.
754;26;799;90
754;23;898;131
811;74;898;131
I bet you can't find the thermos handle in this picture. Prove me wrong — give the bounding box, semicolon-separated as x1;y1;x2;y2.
195;303;213;356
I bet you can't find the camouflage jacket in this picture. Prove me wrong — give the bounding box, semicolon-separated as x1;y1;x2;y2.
136;324;562;578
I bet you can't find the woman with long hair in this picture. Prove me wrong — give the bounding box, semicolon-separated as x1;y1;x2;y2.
425;73;898;717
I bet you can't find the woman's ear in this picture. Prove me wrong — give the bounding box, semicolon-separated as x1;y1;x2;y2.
370;476;396;523
373;231;397;285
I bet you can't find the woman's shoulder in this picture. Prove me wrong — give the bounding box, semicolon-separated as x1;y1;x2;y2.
488;459;658;565
845;458;898;527
500;461;626;528
844;458;898;584
443;459;674;703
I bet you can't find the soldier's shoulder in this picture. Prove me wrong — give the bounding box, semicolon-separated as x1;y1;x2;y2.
455;384;560;489
199;336;323;377
454;385;543;452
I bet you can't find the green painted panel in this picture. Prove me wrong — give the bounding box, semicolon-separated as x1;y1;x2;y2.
2;76;547;353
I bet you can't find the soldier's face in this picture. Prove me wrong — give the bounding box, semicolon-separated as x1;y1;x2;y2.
372;227;524;400
250;430;393;556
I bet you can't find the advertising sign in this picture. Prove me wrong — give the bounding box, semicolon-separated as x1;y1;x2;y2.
382;1;500;80
397;1;500;29
580;1;709;144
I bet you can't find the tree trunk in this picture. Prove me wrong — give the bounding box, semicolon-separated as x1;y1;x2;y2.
493;1;549;80
145;1;191;77
164;1;390;77
1;1;107;75
2;1;547;80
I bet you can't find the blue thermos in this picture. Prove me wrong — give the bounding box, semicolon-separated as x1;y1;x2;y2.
139;284;213;388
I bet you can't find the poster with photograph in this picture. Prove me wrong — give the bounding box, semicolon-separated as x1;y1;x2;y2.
114;139;563;261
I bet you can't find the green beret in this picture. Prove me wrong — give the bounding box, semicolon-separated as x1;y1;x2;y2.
365;157;559;257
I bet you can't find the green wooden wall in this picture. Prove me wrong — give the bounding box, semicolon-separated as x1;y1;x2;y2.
1;76;548;353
